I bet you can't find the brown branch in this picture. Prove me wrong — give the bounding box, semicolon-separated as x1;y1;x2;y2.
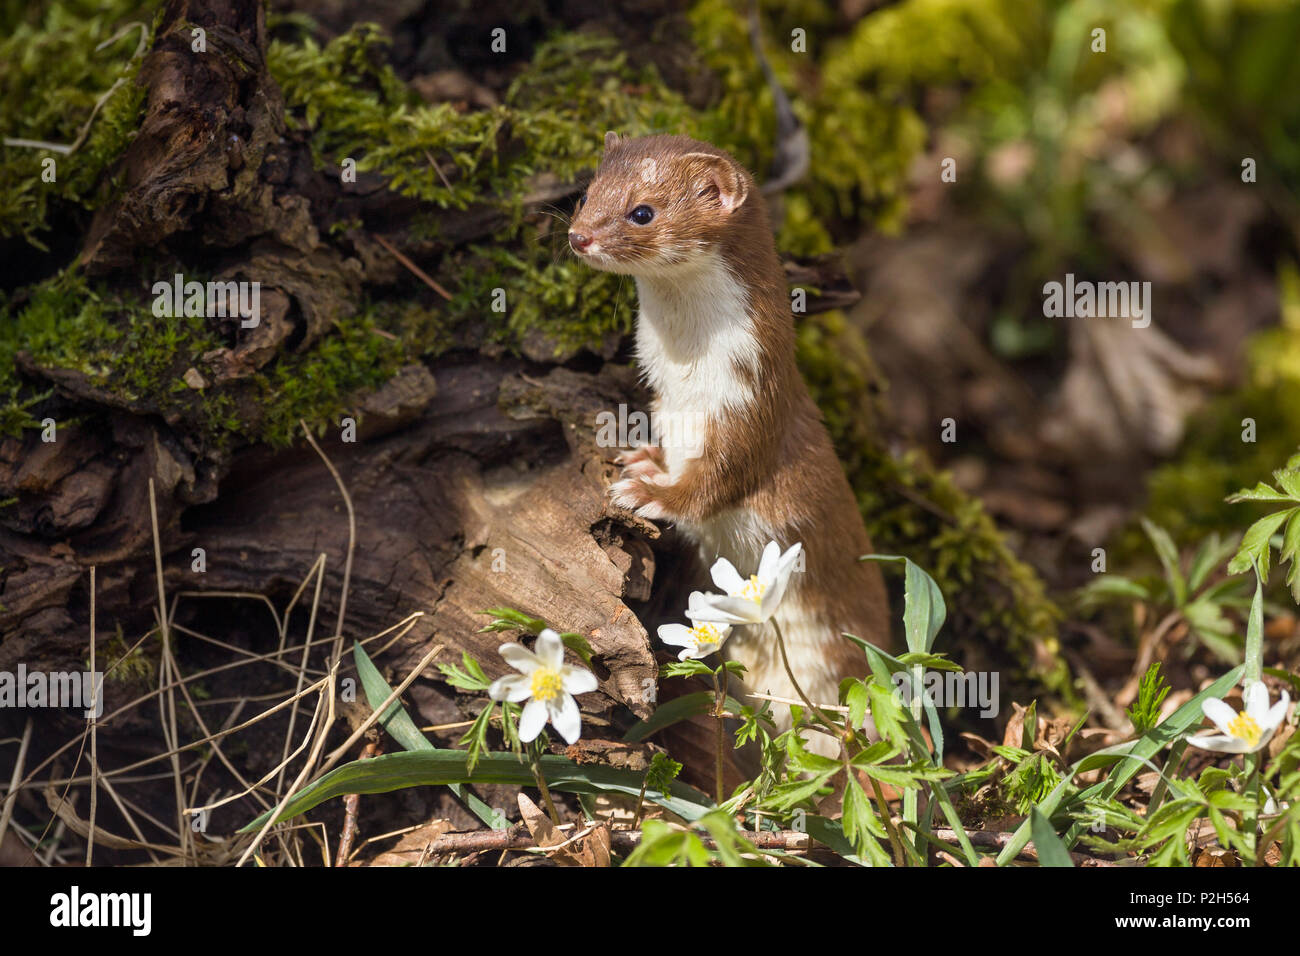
412;825;817;858
334;736;383;867
929;828;1121;866
372;233;454;301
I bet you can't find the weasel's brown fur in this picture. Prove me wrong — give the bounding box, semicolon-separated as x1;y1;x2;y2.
570;133;889;754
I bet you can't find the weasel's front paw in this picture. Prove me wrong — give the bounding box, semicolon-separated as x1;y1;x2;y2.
609;475;671;521
614;444;667;480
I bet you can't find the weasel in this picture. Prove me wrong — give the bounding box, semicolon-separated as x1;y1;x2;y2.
569;133;890;756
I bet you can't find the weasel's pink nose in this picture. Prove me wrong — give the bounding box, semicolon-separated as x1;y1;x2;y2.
569;231;593;252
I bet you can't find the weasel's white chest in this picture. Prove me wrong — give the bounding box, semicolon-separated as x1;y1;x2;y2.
633;262;759;478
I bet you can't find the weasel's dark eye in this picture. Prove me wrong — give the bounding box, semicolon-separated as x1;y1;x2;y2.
628;205;655;225
577;191;587;208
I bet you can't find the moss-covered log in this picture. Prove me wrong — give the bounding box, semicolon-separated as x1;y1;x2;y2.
0;0;1070;808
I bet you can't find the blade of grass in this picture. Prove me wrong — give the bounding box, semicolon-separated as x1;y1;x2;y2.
353;642;503;828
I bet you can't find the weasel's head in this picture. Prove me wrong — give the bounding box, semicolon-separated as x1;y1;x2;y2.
568;133;754;278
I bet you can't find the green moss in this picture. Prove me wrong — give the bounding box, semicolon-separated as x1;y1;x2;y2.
687;0;1029;235
0;269;410;450
441;244;634;358
91;626;156;687
798;310;1069;696
255;310;408;446
268;25;690;357
0;0;152;246
269;27;695;215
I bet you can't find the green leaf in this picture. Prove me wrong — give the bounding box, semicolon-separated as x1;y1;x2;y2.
721;659;748;678
857;762;952;789
1284;513;1300;603
1187;533;1239;594
1244;573;1264;686
1030;807;1074;867
437;652;491;691
622;691;745;742
458;702;495;776
1126;662;1171;735
644;752;682;795
624;819;711;867
848;740;897;768
241;749;715;832
1227;508;1293;580
1140;798;1204;843
842;775;887;855
896;651;963;672
998;665;1244;864
861;554;946;654
1276;467;1300;499
1225;481;1294;504
1142;518;1186;606
844;679;870;731
867;678;908;751
660;659;713;679
353;642;501;828
1076;575;1150;610
558;631;594;667
477;606;547;634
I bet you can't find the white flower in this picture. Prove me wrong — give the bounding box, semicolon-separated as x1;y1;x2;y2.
488;628;598;744
658;592;732;660
686;541;802;626
1187;680;1290;754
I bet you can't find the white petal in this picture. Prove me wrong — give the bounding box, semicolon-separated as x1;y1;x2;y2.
1262;690;1291;733
657;623;693;647
518;699;548;742
550;694;582;744
1185;733;1249;753
562;666;598;695
760;544;801;612
488;673;532;702
1201;698;1238;737
1243;680;1270;723
776;542;803;580
499;642;540;674
756;541;780;583
535;628;566;670
687;594;760;625
686;590;715;614
710;558;746;596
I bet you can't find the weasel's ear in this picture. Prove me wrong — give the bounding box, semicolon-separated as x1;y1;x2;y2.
603;131;621;152
682;152;748;214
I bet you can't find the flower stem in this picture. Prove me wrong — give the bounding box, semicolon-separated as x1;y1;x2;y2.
1244;750;1261;866
713;665;727;804
867;772;906;866
529;745;562;825
772;617;839;738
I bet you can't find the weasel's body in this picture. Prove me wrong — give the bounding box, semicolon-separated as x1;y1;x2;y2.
569;134;889;754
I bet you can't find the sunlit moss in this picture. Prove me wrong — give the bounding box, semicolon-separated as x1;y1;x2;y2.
0;0;153;246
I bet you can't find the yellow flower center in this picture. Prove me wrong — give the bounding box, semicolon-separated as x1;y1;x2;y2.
738;575;766;605
1227;711;1262;747
530;667;564;703
690;623;723;648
